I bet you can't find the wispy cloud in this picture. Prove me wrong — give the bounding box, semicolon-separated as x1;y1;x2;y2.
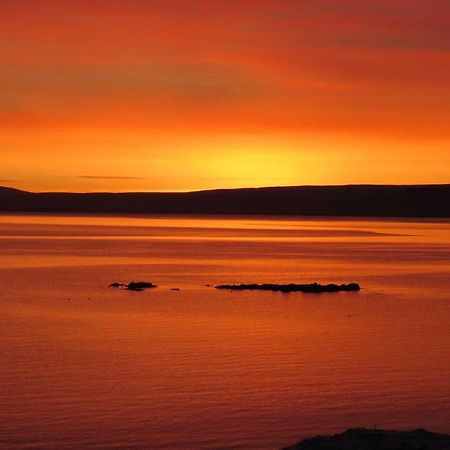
0;179;17;183
78;175;145;180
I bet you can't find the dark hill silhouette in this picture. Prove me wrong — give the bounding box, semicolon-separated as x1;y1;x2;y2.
0;184;449;217
0;186;27;195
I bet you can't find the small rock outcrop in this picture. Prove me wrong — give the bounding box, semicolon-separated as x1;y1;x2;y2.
282;428;450;449
215;283;360;293
127;281;157;291
109;281;157;291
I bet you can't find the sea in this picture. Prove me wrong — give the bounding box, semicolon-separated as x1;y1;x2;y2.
0;214;449;449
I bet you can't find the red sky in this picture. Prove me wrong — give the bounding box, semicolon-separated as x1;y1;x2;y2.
1;0;449;191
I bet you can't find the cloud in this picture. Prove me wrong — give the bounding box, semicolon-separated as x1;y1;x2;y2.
1;0;448;139
0;63;272;105
78;175;145;180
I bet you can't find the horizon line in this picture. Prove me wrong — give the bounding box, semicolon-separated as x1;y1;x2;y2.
2;182;450;195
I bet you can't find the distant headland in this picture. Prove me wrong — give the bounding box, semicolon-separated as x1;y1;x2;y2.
0;184;449;217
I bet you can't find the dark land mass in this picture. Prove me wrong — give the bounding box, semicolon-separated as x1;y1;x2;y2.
109;281;157;291
215;283;360;293
0;184;449;217
282;428;450;449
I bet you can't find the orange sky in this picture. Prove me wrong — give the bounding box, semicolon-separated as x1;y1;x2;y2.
1;0;449;192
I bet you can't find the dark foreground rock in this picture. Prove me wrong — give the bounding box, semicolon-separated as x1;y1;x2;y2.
215;282;360;293
282;428;450;450
109;281;157;291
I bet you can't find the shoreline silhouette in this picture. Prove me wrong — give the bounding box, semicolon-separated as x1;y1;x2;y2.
1;184;449;217
282;428;450;449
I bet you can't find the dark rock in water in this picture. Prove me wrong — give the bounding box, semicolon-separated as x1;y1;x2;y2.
170;288;180;291
282;428;450;450
215;282;360;293
110;281;157;290
126;281;157;291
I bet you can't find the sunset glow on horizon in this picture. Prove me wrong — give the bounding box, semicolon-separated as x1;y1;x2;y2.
1;0;449;192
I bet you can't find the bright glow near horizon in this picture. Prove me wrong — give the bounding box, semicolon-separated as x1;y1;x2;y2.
1;1;449;192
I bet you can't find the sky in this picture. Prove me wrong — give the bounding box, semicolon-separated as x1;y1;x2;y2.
1;0;449;192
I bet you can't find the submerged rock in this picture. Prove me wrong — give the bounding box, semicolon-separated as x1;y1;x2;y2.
215;282;360;293
282;428;450;449
109;282;123;288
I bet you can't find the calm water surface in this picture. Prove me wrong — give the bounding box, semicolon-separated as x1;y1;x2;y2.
0;214;449;449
